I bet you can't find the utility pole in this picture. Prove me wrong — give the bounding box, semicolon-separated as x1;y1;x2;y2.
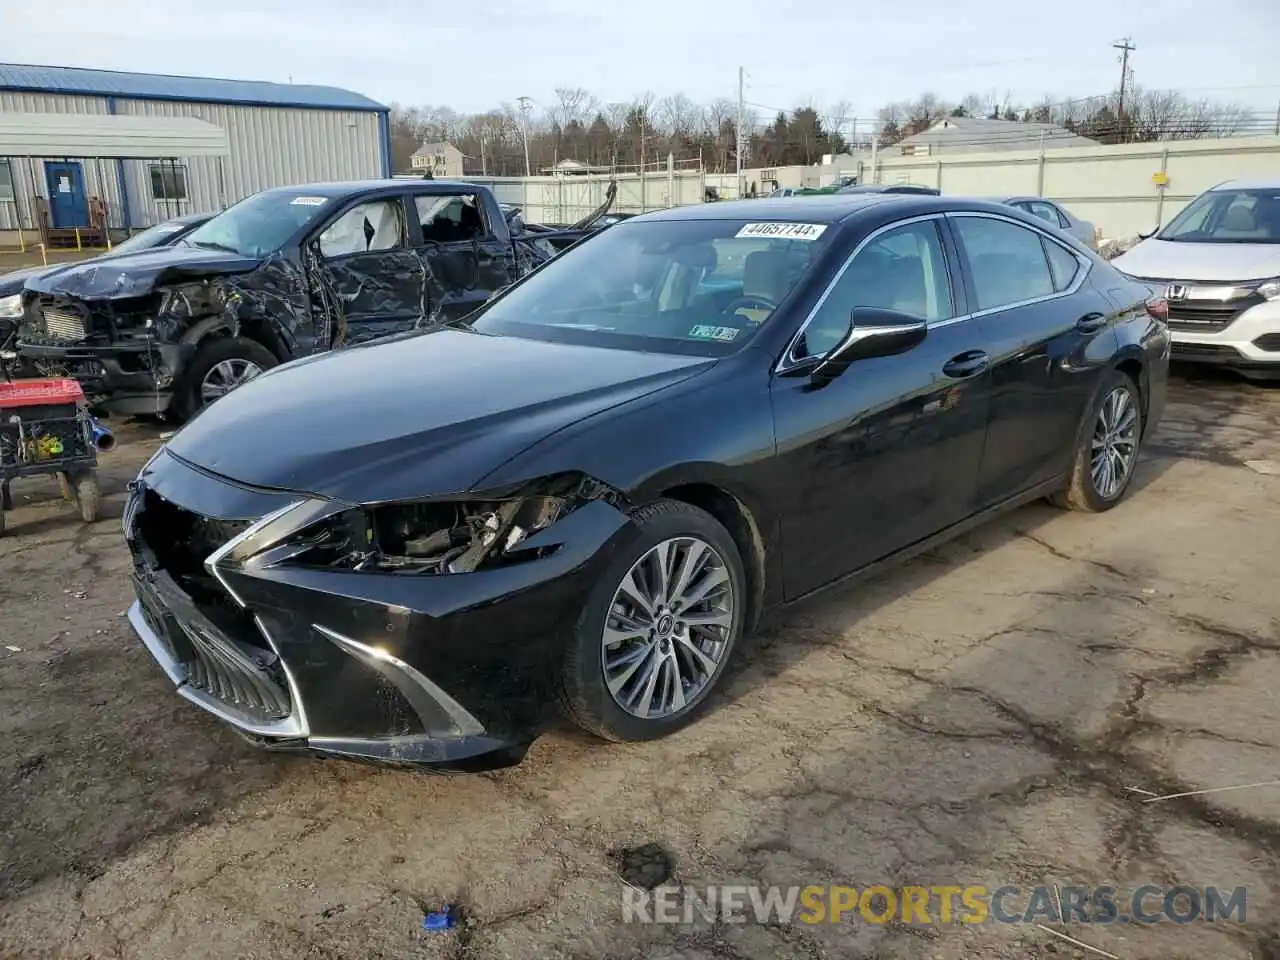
516;96;533;176
736;66;745;198
1113;37;1136;138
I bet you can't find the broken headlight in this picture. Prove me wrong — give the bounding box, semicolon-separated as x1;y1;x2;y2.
158;282;225;319
278;475;620;576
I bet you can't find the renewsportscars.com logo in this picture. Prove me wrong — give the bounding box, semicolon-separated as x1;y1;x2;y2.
622;885;1248;926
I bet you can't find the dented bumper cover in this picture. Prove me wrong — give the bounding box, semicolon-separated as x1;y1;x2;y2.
123;447;640;771
17;337;186;416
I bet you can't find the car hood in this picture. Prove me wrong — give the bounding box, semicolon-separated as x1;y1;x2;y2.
0;264;54;298
1112;237;1280;282
23;244;263;300
166;327;714;504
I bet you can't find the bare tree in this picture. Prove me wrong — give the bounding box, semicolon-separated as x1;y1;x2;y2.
823;100;853;145
658;92;697;139
553;87;592;130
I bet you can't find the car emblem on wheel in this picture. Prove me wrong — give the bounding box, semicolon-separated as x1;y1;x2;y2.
1165;284;1188;301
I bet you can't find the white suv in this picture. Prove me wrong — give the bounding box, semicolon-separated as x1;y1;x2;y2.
1113;178;1280;379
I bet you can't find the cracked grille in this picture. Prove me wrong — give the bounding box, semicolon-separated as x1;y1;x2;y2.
132;487;292;724
180;619;292;720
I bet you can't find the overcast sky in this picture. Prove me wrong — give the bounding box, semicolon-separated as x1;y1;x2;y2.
5;0;1279;120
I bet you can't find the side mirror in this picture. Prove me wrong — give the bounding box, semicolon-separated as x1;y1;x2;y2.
1137;226;1159;241
809;307;928;383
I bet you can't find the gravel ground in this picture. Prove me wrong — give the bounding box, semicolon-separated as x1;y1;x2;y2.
0;369;1277;960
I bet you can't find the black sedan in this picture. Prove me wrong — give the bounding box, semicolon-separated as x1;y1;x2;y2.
123;194;1170;771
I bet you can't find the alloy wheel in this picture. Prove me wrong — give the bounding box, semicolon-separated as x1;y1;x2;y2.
602;536;734;720
201;359;264;404
1091;386;1139;499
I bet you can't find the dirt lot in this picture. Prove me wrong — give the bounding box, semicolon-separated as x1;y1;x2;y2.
1;371;1277;960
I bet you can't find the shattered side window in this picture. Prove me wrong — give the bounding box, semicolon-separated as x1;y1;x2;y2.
417;194;489;244
318;200;405;259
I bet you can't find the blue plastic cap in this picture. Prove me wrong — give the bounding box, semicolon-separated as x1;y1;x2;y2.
422;910;455;931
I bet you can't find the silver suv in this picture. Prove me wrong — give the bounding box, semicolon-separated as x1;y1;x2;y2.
1112;178;1280;379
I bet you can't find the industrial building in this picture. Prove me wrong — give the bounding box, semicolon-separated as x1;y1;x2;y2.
0;63;389;246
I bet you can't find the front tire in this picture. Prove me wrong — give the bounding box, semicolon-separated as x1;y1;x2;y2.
173;337;277;421
1052;369;1144;513
560;499;746;743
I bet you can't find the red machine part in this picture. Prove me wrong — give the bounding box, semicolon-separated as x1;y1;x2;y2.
0;378;87;410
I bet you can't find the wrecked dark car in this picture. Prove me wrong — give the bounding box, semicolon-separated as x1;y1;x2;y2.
18;181;594;420
0;213;211;356
123;195;1166;772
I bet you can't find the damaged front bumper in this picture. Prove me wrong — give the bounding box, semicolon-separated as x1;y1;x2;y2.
17;337;186;416
122;448;639;772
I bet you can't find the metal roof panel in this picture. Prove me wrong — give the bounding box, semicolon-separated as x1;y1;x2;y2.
0;63;386;112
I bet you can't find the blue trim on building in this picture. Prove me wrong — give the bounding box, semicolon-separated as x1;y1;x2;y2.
378;110;392;177
0;63;386;112
106;96;133;230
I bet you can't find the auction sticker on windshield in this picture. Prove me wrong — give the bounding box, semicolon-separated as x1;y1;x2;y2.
735;222;827;241
290;196;328;206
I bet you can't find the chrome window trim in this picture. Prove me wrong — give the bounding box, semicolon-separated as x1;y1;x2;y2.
945;211;1093;319
775;213;951;374
774;209;1096;375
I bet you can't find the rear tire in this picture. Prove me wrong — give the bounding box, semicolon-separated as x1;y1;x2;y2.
1052;369;1144;513
560;498;746;743
173;336;277;421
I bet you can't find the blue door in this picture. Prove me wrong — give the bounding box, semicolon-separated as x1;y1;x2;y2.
45;161;89;228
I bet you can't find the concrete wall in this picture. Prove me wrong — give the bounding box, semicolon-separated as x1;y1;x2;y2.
460;170;709;224
871;135;1280;239
0;90;383;237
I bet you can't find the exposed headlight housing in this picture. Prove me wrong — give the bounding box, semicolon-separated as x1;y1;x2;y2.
274;474;623;576
1256;278;1280;301
0;294;22;320
159;282;225;319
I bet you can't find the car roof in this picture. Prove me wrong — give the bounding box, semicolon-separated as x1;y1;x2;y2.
626;195;1054;228
624;194;1085;240
839;184;937;194
255;179;481;200
1211;178;1280;191
629;195;903;224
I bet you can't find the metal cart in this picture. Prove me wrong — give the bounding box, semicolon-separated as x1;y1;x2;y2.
0;377;105;536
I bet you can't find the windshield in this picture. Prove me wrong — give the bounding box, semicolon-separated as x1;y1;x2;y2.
182;191;334;257
469;218;832;356
1159;188;1280;244
111;219;193;255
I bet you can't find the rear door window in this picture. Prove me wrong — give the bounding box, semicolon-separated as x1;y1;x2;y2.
417;194;489;243
1042;238;1082;292
952;216;1056;311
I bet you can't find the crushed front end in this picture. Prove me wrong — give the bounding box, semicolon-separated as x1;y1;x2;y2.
18;290;184;416
122;447;637;771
